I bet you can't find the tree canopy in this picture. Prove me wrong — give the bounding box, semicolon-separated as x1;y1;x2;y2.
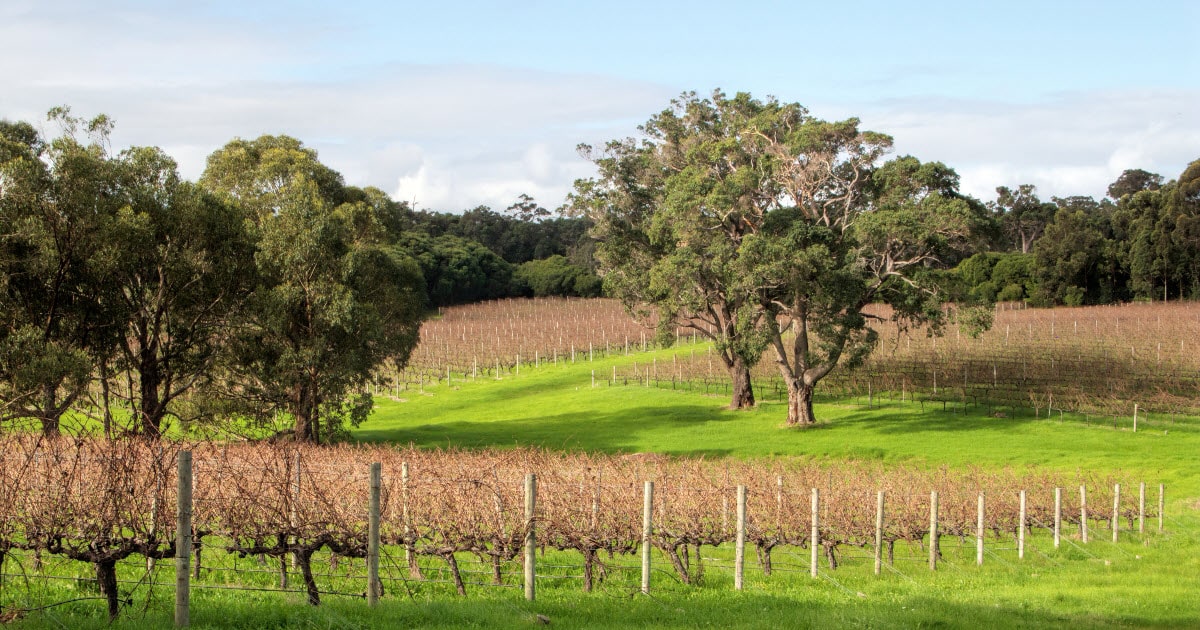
573;91;991;424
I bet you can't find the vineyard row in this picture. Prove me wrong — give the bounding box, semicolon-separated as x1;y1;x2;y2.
0;438;1162;621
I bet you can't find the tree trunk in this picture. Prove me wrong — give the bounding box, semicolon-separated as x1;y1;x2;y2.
95;558;120;620
727;356;755;410
297;550;320;606
292;381;318;443
139;350;164;439
39;383;60;438
785;379;816;426
39;415;60;438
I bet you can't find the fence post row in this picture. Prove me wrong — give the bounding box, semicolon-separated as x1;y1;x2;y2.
175;451;192;628
929;490;939;572
524;473;537;601
1018;489;1026;560
1081;485;1089;543
641;481;654;595
734;485;746;591
368;463;381;607
160;457;1167;616
1112;484;1120;543
976;493;985;566
810;488;819;579
874;490;884;576
1054;487;1062;548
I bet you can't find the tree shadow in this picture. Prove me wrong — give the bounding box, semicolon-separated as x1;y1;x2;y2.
354;402;738;456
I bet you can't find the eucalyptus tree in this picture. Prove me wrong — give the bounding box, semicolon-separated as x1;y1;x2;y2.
1116;159;1200;300
574;91;987;424
569;93;775;409
201;136;424;443
0;111;116;435
992;184;1057;253
745;149;988;426
93;146;256;438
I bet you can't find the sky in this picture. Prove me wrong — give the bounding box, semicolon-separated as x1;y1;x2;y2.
2;0;1197;212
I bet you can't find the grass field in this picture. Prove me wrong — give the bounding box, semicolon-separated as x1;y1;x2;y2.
7;341;1200;629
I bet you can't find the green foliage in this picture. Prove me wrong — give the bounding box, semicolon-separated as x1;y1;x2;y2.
952;252;1036;303
513;255;601;298
1107;168;1163;200
201;135;424;443
398;232;514;306
573;92;991;422
992;184;1057;253
0;109;118;433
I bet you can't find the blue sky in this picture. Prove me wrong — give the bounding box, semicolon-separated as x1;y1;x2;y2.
2;0;1197;210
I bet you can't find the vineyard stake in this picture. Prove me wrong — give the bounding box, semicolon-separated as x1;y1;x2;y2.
1054;487;1062;548
735;486;746;591
874;490;884;576
1158;484;1164;533
402;462;418;577
641;481;654;594
976;492;984;566
1112;483;1120;543
175;450;192;628
288;452;301;578
929;491;938;571
524;474;537;601
368;463;381;606
810;488;819;578
1081;485;1089;543
1138;482;1145;534
776;476;783;527
1018;490;1026;560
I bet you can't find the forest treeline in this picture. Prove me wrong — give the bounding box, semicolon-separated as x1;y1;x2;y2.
1;102;1198;438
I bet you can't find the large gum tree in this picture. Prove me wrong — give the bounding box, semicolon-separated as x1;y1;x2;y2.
575;90;987;424
201;136;425;443
570;94;774;409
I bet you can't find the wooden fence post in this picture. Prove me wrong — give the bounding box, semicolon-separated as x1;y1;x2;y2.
1112;483;1120;543
1133;403;1138;432
1081;485;1089;543
929;491;938;571
368;463;381;606
1138;482;1146;535
1158;484;1165;533
810;488;819;578
1054;487;1062;548
641;481;654;595
175;450;192;628
976;492;985;566
1018;490;1026;560
735;486;746;591
874;491;884;576
401;462;420;578
524;474;537;601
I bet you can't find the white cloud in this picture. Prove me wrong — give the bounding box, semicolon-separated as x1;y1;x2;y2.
4;2;1195;213
845;90;1200;201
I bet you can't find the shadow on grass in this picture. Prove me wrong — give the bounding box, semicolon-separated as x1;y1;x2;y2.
355;403;738;456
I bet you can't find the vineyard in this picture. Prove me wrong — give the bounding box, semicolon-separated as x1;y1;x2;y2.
0;436;1163;622
385;297;687;392
382;298;1200;421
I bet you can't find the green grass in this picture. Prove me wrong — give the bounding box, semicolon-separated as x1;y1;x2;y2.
8;342;1200;628
357;343;1200;497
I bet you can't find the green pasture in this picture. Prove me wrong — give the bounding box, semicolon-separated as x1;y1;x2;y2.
7;342;1200;628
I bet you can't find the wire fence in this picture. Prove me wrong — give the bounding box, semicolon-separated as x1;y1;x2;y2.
0;436;1169;625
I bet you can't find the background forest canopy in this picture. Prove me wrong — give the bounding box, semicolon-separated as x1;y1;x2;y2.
1;96;1198;439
